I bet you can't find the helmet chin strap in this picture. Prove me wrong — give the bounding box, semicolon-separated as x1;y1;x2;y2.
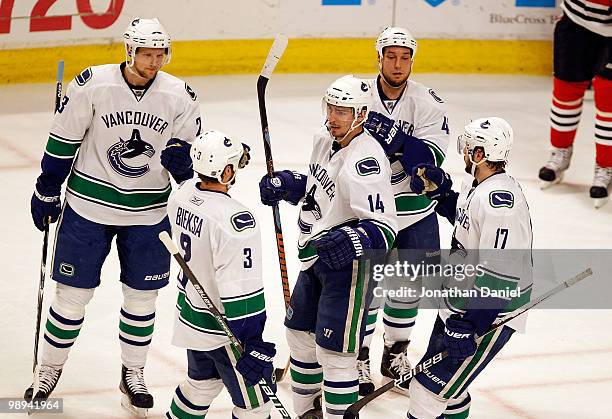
219;167;237;189
468;152;486;177
334;116;365;145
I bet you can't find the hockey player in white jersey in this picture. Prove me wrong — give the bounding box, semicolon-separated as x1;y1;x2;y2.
406;117;533;419
259;75;397;418
25;18;208;415
357;26;451;396
165;130;276;419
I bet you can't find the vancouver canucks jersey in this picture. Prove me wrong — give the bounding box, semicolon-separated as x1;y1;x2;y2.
368;77;450;230
297;128;398;270
441;172;533;332
167;180;266;351
45;63;201;225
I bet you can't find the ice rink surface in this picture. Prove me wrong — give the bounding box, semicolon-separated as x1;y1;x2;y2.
0;73;611;418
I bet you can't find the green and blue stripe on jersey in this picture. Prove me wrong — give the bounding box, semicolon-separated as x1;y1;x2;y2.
66;169;171;212
176;284;267;342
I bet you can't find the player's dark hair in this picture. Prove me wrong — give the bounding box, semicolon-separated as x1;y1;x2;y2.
197;173;219;184
486;160;506;171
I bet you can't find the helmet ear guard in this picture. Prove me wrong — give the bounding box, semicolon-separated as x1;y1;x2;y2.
123;18;172;66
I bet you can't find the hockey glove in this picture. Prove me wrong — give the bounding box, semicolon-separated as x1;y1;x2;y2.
235;340;276;387
364;111;405;156
259;170;307;206
312;226;372;270
161;138;193;183
31;176;62;232
410;164;453;200
443;314;477;365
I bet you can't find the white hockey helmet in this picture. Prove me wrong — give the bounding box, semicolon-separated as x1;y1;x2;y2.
376;26;418;59
458;117;514;163
123;18;172;66
191;130;245;185
324;75;371;118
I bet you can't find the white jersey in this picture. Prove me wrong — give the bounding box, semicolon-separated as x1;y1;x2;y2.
297;128;398;270
561;0;611;37
46;64;201;226
368;77;450;230
440;172;533;332
167;179;265;351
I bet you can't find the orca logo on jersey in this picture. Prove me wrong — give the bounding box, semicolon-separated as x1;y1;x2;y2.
361;82;369;92
302;184;322;220
489;190;514;208
480;120;491;129
231;211;256;232
356;157;380;176
107;128;155;178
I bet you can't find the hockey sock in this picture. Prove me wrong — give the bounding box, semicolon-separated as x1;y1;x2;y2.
119;284;157;368
42;283;94;367
594;76;612;167
317;346;358;419
382;303;417;345
550;77;590;149
286;329;323;415
167;377;223;419
362;305;379;349
444;392;471;419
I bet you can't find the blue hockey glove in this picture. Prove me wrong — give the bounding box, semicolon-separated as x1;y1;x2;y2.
31;176;62;232
410;164;453;200
312;226;372;270
235;340;276;387
259;170;307;206
364;111;404;156
161;138;193;183
443;314;477;365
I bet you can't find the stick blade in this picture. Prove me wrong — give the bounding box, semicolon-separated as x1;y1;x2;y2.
566;267;593;287
56;60;64;82
260;34;288;79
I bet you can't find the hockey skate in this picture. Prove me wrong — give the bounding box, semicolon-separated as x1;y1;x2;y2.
119;365;153;417
298;394;323;419
357;346;375;396
24;365;62;402
380;341;412;396
538;146;573;189
590;163;611;208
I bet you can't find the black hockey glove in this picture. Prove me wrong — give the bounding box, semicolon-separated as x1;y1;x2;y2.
444;314;477;365
161;138;193;183
31;175;62;231
235;340;276;387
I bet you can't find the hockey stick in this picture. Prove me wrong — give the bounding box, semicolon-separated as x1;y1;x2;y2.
343;267;594;419
159;232;293;419
256;34;293;382
32;60;64;374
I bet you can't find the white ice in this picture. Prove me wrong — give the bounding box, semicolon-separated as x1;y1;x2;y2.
0;73;611;418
